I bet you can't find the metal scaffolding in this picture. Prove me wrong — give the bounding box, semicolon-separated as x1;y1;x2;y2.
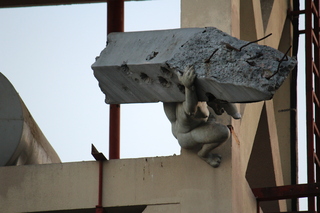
305;0;320;211
253;0;320;212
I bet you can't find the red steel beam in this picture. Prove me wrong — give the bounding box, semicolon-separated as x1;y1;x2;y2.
258;211;309;213
252;183;320;201
305;0;316;211
0;0;144;8
107;0;124;159
0;0;107;8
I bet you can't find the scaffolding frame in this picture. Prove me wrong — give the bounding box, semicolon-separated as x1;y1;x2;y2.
305;0;320;211
253;0;320;212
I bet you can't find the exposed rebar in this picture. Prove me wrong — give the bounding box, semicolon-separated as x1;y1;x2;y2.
266;46;292;80
239;33;272;51
204;49;218;63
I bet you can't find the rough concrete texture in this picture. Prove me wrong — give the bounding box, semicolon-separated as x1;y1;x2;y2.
92;27;296;104
0;148;240;213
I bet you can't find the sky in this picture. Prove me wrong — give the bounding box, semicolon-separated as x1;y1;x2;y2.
0;0;309;209
296;1;308;209
0;0;181;162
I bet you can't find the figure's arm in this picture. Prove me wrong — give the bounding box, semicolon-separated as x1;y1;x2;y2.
179;66;198;116
163;102;177;123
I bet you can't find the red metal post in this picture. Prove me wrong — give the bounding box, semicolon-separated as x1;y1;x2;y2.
305;0;314;188
95;161;104;213
107;0;124;159
252;183;320;201
305;0;314;210
109;104;120;159
305;0;320;211
107;0;124;34
91;144;107;213
314;1;320;211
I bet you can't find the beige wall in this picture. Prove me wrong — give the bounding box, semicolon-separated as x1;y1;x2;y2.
1;152;234;213
181;0;240;37
0;162;98;212
182;0;294;212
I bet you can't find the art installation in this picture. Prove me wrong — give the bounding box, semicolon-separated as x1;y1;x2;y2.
92;27;297;167
164;65;241;167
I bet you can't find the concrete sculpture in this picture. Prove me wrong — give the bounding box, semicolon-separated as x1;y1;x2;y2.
164;66;241;167
92;27;296;104
92;27;297;167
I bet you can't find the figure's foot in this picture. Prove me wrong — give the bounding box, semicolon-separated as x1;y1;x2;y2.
206;153;222;168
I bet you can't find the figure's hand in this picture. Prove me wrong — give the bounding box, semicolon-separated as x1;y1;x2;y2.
178;66;196;88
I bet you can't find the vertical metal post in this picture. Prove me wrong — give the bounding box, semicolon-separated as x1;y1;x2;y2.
95;160;104;213
305;0;320;211
107;0;124;159
91;144;107;213
305;0;315;210
313;1;320;211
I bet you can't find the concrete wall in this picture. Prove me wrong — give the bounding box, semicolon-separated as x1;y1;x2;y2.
182;0;294;212
0;151;235;213
181;0;240;37
0;162;98;212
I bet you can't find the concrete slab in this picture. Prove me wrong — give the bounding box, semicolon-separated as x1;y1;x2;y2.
0;150;236;213
92;27;296;104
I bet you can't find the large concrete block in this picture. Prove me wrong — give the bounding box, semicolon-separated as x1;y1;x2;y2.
92;27;296;104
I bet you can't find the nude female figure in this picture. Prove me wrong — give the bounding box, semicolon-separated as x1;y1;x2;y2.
163;66;241;167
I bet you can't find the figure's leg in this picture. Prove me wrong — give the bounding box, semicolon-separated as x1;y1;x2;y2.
189;121;230;144
198;144;223;168
176;122;229;149
206;153;222;168
176;132;199;149
197;143;222;158
177;132;224;168
176;121;230;167
190;122;230;168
